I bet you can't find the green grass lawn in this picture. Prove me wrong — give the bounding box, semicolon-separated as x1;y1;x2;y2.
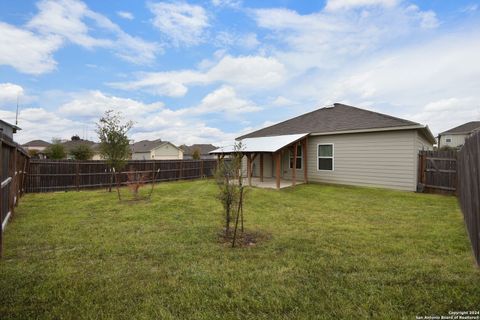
1;180;479;319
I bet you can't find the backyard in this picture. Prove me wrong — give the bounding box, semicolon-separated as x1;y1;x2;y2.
1;180;479;319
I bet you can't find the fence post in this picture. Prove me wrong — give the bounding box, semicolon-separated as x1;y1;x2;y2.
9;147;15;218
200;160;204;178
15;149;19;207
21;157;27;196
179;161;183;180
76;162;80;191
0;139;3;257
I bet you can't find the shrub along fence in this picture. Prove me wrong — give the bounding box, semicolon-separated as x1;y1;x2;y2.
1;136;30;256
26;159;218;193
457;131;480;267
417;150;457;194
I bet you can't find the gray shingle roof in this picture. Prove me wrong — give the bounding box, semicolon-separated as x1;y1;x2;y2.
130;139;181;153
181;144;218;155
22;139;51;147
439;121;480;135
237;103;421;139
61;139;97;152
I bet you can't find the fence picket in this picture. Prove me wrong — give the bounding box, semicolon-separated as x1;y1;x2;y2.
457;131;480;266
418;150;457;194
26;159;218;193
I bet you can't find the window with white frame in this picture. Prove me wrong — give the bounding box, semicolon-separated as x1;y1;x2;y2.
318;144;334;171
289;144;302;169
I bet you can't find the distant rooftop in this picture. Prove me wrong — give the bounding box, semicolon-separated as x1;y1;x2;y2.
22;139;51;147
181;144;218;155
131;139;172;153
439;121;480;135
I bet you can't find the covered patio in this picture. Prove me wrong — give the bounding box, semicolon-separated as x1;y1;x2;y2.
211;133;309;190
241;177;305;189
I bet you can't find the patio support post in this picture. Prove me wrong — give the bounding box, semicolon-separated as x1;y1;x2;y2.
275;152;281;189
292;142;297;187
303;137;308;183
246;154;252;186
259;153;264;182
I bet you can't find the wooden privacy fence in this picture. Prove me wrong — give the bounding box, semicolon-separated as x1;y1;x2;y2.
26;159;218;193
1;137;30;256
457;132;480;266
418;150;457;194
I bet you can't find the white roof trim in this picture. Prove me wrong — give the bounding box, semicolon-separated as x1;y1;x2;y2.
309;125;436;144
210;133;308;154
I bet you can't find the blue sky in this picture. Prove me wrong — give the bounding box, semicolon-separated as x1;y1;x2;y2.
0;0;479;145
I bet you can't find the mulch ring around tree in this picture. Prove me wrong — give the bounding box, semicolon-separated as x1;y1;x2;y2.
217;229;271;248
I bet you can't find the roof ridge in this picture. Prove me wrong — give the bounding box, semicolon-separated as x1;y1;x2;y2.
334;103;420;126
236;106;322;140
237;103;421;140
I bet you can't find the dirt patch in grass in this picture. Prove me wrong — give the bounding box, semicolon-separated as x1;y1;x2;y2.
217;229;271;248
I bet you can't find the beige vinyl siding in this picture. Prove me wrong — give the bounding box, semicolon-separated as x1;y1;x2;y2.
153;143;183;160
417;132;433;151
282;149;305;181
243;153;274;178
439;134;467;148
132;152;151;160
307;130;418;191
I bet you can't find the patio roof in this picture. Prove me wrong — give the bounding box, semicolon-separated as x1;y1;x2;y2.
210;133;308;154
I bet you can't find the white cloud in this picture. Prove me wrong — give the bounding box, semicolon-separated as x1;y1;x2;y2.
28;0;112;48
110;55;286;97
272;96;295;107
148;1;209;46
0;22;62;74
252;4;439;74
211;0;242;9
325;0;398;11
193;85;261;115
0;83;25;104
3;86;259;145
58;91;164;118
330;31;480;106
0;107;85;143
407;98;480;135
27;0;160;65
215;32;260;50
117;11;134;20
461;4;478;13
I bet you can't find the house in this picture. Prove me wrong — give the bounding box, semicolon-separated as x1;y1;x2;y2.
22;140;51;159
181;144;218;159
0;119;20;142
437;121;480;149
211;103;435;191
61;138;102;160
130;139;183;160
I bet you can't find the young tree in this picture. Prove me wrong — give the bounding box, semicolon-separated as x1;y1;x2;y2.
96;110;133;193
45;139;66;159
27;149;39;158
192;148;201;160
214;142;244;241
70;144;94;160
96;110;133;171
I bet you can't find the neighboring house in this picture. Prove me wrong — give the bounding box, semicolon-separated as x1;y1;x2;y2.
211;103;435;191
437;121;480;149
130;139;183;160
0;119;20;142
22;140;51;159
181;144;218;159
61;138;102;160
